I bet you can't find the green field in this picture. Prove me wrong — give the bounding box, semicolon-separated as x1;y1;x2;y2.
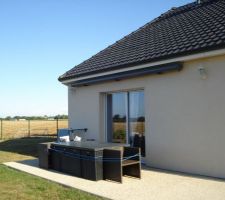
0;138;104;200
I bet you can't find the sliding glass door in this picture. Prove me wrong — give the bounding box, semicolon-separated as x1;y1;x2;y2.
106;90;145;156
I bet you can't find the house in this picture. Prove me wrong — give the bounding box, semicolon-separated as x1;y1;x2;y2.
59;0;225;179
18;119;26;121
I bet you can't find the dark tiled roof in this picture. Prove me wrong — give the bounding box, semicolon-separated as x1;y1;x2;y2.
59;0;225;81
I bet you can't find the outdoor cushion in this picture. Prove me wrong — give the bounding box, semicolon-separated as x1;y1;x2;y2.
74;136;82;142
59;136;70;142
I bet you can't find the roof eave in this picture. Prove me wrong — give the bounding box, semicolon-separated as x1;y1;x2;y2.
58;45;225;84
59;47;225;86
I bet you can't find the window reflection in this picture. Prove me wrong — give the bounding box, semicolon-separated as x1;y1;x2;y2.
107;90;145;156
107;92;127;143
129;91;145;156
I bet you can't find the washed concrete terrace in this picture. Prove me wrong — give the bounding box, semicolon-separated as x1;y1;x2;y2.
4;159;225;200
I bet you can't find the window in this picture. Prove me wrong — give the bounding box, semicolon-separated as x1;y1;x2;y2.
106;90;145;156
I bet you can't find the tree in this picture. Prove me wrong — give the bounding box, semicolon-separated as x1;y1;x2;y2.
54;115;68;119
5;116;12;120
137;116;145;122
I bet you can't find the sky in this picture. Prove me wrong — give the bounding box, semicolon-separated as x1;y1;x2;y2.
112;91;145;118
0;0;192;117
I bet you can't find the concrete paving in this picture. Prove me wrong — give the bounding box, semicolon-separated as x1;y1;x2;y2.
4;159;225;200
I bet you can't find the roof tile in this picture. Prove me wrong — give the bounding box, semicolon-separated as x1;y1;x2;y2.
59;0;225;81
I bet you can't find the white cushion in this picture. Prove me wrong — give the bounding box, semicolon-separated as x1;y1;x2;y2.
59;136;70;142
74;136;82;142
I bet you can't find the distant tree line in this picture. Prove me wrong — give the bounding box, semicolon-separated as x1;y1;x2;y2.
0;115;68;121
113;114;126;122
113;114;145;122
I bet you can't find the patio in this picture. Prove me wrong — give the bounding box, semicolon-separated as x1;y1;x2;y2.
4;159;225;200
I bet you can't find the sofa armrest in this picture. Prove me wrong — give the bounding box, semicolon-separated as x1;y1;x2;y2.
123;147;140;161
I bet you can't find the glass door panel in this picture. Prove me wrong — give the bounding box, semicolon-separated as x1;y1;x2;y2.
129;91;145;156
107;92;127;143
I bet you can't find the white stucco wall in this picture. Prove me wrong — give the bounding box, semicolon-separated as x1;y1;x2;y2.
68;54;225;179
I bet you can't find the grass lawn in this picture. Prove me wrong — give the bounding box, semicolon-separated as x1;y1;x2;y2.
0;137;104;200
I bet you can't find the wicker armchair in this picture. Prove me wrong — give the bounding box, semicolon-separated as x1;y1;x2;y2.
103;147;141;183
